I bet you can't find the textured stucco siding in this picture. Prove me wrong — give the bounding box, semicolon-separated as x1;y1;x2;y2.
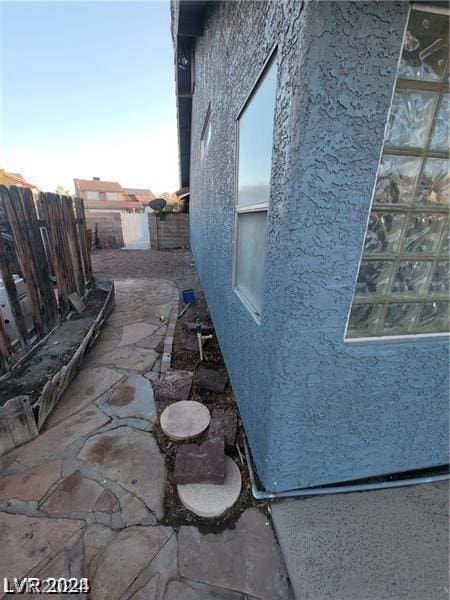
189;0;449;491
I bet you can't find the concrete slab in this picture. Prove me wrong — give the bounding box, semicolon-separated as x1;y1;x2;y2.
271;482;450;600
177;456;241;518
178;507;291;599
160;400;210;441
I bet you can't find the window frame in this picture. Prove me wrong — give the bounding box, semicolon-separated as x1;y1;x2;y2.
232;47;278;323
345;4;450;343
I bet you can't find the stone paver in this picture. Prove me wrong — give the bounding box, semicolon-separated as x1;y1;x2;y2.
105;374;156;422
126;530;178;600
177;457;242;518
0;277;292;600
88;526;171;600
93;346;158;372
136;332;164;349
6;407;109;468
160;400;210;441
193;367;228;393
118;322;159;347
78;427;166;518
47;366;124;426
120;494;156;526
174;433;226;485
0;512;84;580
130;576;158;600
178;508;291;599
208;408;237;449
94;488;120;513
181;335;199;353
0;460;61;502
271;482;449;600
155;369;193;402
165;580;250;600
40;470;108;514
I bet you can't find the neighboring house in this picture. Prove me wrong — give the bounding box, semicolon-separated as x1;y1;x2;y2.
0;170;37;189
172;1;449;492
124;187;156;204
74;177;155;249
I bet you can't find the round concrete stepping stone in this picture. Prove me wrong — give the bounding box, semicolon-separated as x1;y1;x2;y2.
160;401;210;441
177;456;242;518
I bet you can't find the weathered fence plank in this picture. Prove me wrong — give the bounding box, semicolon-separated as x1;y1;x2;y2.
0;312;12;371
74;197;92;284
0;185;92;374
17;187;58;329
62;195;84;295
0;187;30;349
3;186;56;337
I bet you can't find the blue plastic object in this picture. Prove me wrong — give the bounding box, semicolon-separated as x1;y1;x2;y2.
182;289;196;304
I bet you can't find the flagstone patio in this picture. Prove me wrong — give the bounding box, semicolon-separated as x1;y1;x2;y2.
0;277;292;600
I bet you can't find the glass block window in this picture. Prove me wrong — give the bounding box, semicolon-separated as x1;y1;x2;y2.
347;8;449;339
234;53;277;320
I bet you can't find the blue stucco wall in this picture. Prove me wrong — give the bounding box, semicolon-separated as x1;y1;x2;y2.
189;0;449;491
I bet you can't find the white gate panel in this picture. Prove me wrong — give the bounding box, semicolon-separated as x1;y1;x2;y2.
121;212;150;249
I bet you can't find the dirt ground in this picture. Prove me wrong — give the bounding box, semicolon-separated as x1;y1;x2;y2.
92;248;202;297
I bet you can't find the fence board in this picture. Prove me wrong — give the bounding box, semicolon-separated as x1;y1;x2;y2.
0;312;12;371
17;188;58;329
39;193;73;315
74;197;92;283
0;196;28;350
0;185;92;374
3;186;55;337
62;196;84;295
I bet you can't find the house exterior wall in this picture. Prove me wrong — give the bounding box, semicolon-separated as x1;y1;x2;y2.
188;0;449;491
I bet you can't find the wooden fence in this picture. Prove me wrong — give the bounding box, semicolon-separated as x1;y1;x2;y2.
0;185;92;373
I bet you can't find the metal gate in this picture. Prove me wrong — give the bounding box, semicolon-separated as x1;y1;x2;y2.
121;212;150;249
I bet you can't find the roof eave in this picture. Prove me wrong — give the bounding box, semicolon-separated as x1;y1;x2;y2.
172;1;208;189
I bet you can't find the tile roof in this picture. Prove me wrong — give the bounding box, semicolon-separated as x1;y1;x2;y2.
74;178;124;193
0;170;37;189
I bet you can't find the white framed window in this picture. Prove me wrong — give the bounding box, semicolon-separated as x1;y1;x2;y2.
233;51;277;321
200;107;211;161
105;192;119;200
86;191;100;200
346;6;449;340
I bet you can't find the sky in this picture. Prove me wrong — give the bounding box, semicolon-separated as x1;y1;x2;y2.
0;0;179;195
